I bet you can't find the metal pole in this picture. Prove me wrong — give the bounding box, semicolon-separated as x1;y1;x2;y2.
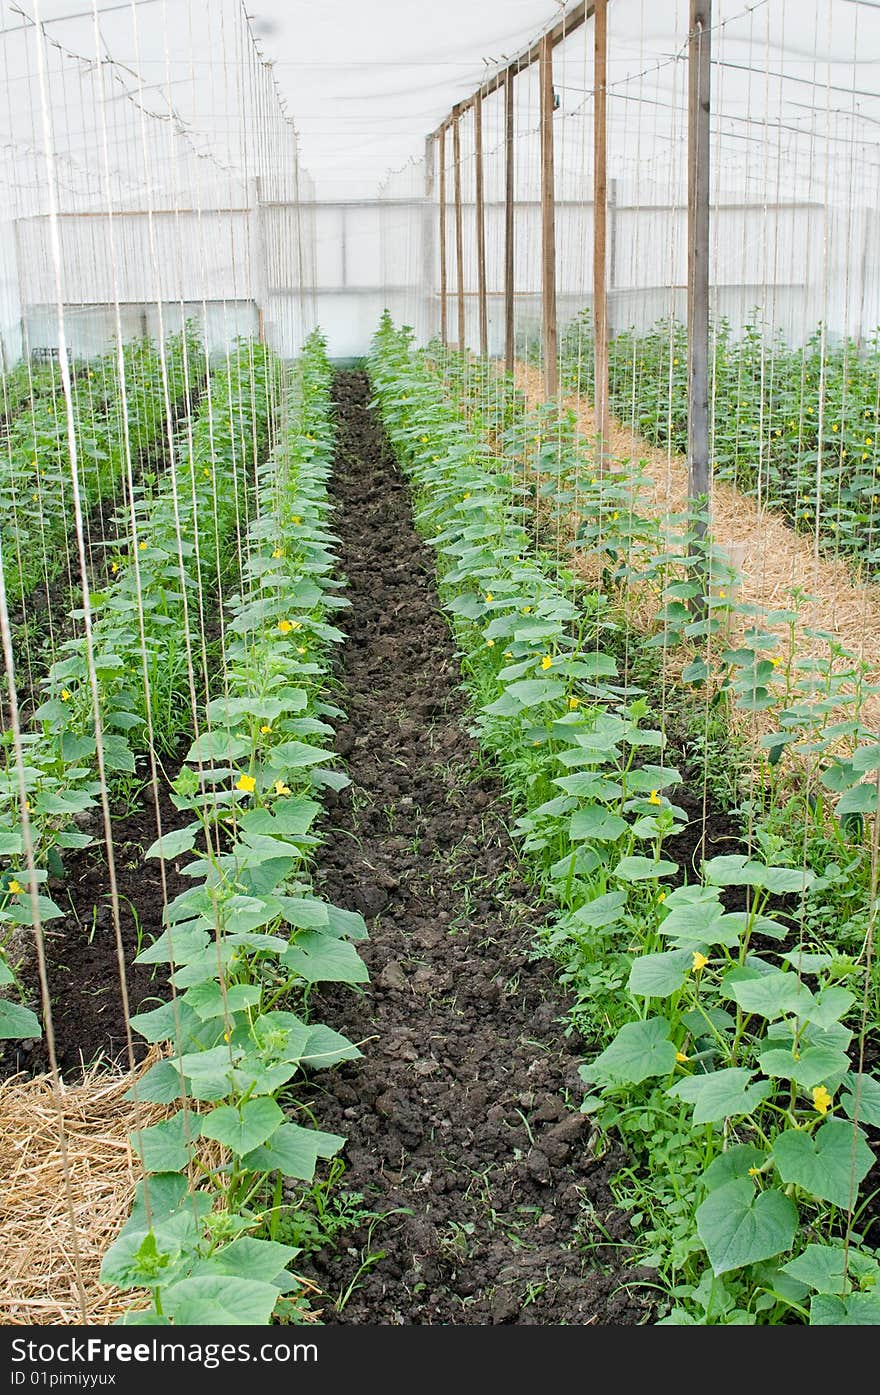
453;108;466;351
539;33;558;397
504;68;515;373
593;0;610;463
474;89;488;358
687;0;712;543
439;123;448;346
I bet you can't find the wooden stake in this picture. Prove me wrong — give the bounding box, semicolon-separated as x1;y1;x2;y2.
438;124;447;346
539;34;558;398
504;68;515;373
474;90;488;358
453;109;466;351
687;0;712;541
593;0;610;463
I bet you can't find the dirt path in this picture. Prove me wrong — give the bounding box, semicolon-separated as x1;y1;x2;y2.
297;372;649;1326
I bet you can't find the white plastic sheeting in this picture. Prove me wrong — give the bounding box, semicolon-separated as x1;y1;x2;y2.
1;1;879;360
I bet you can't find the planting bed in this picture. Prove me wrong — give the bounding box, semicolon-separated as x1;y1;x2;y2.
296;372;651;1325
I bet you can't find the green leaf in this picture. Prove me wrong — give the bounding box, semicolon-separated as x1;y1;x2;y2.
241;1121;344;1181
841;1071;880;1127
194;1236;300;1285
124;1059;185;1105
781;1244;849;1295
836;783;880;817
185;730;252;763
130;1111;201;1173
727;971;816;1020
585;1017;677;1086
700;1144;767;1192
810;1292;880;1324
503;678;566;708
758;1041;851;1089
282;933;369;985
145;824;200;861
0;998;41;1039
201;1097;284;1157
162;1275;280;1325
568;806;628;842
668;1068;771;1124
696;1179;798;1276
773;1120;874;1208
613;855;678;882
627;949;692;999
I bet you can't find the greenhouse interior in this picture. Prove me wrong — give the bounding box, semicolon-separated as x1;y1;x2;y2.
1;0;880;1334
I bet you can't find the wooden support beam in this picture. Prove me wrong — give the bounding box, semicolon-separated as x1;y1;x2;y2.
539;33;558;398
593;0;610;463
438;124;447;346
474;90;488;358
429;3;594;138
453;110;466;351
687;0;712;545
504;68;515;373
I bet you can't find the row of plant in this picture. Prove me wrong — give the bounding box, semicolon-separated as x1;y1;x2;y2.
370;314;880;1326
102;329;369;1326
561;311;880;573
0;340;279;1041
0;326;203;611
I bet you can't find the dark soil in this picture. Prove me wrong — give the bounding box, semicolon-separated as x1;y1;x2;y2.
294;372;653;1326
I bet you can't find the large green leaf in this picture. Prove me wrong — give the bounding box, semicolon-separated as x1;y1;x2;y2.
585;1017;677;1086
568;806;628;843
613;855;678;882
668;1067;771;1124
200;1097;284;1158
696;1179;798;1276
129;1111;201;1174
0;998;41;1039
282;933;368;985
145;824;200;861
773;1120;874;1208
162;1275;280;1325
242;1121;344;1181
627;949;692;999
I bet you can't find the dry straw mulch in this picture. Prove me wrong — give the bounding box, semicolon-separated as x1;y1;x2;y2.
515;362;880;742
0;1056;165;1325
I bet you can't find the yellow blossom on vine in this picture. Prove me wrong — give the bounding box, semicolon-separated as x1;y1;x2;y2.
235;773;256;794
203;468;211;478
296;645;307;655
139;540;148;550
462;492;471;501
8;880;24;895
278;619;293;634
657;890;666;903
748;1166;761;1177
292;515;302;526
111;561;119;574
274;779;291;796
771;656;782;667
61;689;71;702
812;1085;833;1115
260;724;272;735
522;606;532;614
568;695;580;710
485;592;494;603
675;1051;688;1063
420;435;428;444
486;638;495;648
272;548;284;559
648;790;661;806
541;655;553;670
692;951;709;973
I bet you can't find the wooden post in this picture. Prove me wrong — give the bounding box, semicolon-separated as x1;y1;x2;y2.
474;90;488;358
439;124;447;346
504;68;515;373
423;134;436;342
453;108;466;351
687;0;712;543
593;0;610;463
539;34;558;398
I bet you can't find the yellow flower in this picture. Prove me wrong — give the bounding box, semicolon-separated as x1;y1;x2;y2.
111;561;119;574
223;1029;232;1043
863;453;869;462
296;645;307;655
274;779;291;796
807;405;814;414
673;358;679;366
832;423;838;432
485;592;494;603
657;890;666;903
590;476;598;485
812;1085;833;1116
292;515;302;525
260;724;272;735
8;879;24;895
305;432;315;441
278;619;293;633
866;437;873;446
675;1050;688;1063
771;656;782;667
522;606;532;614
541;655;553;670
419;435;428;444
235;773;256;794
61;689;71;702
272;548;284;559
692;951;709;973
462;492;471;500
718;589;726;600
748;1166;761;1177
139;540;148;550
486;638;495;648
203;467;211;478
775;429;782;437
568;695;580;710
504;650;513;659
